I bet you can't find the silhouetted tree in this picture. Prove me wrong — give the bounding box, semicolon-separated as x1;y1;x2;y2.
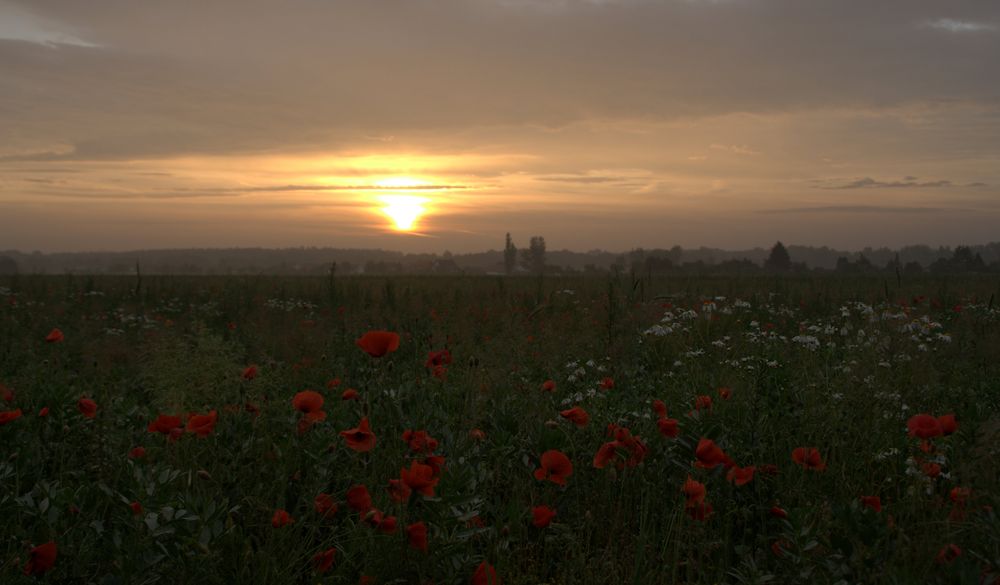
903;261;924;276
855;254;874;273
521;236;547;275
628;248;647;273
668;245;684;264
644;256;673;275
504;233;518;275
764;241;792;272
0;255;17;275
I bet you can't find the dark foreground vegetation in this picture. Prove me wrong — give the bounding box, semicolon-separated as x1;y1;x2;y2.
1;273;998;584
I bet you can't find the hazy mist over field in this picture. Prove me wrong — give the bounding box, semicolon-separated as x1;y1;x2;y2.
1;0;999;253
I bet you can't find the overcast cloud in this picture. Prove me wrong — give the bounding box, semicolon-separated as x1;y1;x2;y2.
1;0;998;252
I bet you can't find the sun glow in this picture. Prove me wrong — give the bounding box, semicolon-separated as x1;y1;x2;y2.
379;195;428;231
375;176;426;189
373;177;435;231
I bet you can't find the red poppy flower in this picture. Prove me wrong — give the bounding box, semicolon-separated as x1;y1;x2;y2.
694;395;712;412
472;561;500;585
376;516;398;534
423;454;446;476
241;365;258;380
717;387;732;400
791;447;826;471
364;509;398;534
425;350;452;368
935;544;962;564
1;383;12;402
656;417;680;438
860;495;882;512
682;476;706;506
341;388;360;401
770;506;788;519
186;410;218;437
469;429;486;441
686;501;713;521
907;414;943;439
533;450;573;486
340;417;377;452
78;397;97;418
312;548;336;574
759;463;780;476
921;461;941;478
559;406;589;427
356;330;400;357
23;541;57;576
271;509;294;528
652;399;668;419
388;478;413;502
45;329;64;343
292;390;324;413
593;442;619;469
599;377;614;390
314;493;338;518
401;461;440;496
726;465;755;486
949;487;971;505
38;407;49;417
148;414;183;435
297;409;327;434
407;521;428;552
541;380;556;393
532;505;556;528
0;408;22;425
129;501;143;515
326;377;342;389
937;414;958;436
608;425;649;468
694;438;733;469
128;446;146;459
403;429;439;453
346;485;372;512
359;576;375;585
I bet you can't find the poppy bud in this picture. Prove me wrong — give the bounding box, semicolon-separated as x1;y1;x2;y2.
8;452;17;461
544;420;558;428
500;525;510;536
197;469;212;481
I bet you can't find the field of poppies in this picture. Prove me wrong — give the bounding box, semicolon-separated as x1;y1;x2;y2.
1;273;998;584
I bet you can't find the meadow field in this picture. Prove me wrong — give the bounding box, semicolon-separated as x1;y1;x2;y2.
1;273;998;584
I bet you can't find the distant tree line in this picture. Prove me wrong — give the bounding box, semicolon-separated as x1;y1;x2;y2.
2;240;1000;276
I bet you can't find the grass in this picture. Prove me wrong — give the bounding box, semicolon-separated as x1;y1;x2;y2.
1;272;998;584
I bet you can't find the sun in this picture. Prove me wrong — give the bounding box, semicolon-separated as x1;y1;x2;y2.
379;195;428;231
373;177;433;231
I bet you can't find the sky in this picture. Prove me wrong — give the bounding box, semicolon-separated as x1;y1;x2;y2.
1;0;998;254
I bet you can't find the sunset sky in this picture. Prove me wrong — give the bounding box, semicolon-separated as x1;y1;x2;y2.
1;0;998;253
